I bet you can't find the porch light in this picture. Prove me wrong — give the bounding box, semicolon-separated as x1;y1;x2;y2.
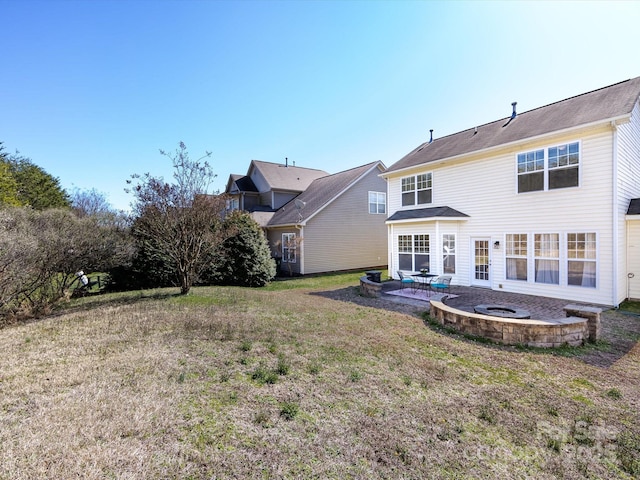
494;241;500;249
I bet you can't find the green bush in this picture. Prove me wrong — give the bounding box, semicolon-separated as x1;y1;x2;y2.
203;211;276;287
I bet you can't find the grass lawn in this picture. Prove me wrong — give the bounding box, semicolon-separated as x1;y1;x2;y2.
1;272;639;479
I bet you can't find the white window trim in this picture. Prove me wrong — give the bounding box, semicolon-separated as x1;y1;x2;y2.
566;232;597;289
516;140;581;194
368;191;386;214
442;233;456;274
401;172;433;207
397;234;430;272
282;233;297;263
505;233;528;281
501;231;598;288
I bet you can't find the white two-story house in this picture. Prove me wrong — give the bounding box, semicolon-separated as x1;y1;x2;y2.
383;76;640;306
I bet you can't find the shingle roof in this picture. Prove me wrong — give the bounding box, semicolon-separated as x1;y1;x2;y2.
386;206;469;222
628;198;640;215
251;160;329;191
268;161;385;226
385;76;640;174
230;174;258;193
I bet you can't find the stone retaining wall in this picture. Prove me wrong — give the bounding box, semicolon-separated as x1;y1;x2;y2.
429;300;590;348
359;276;382;298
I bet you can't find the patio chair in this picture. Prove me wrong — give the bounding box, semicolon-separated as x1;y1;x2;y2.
430;275;452;295
397;271;416;291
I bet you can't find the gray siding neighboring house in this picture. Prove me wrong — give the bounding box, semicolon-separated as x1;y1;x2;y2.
225;160;329;224
383;76;640;306
268;161;388;275
226;159;388;275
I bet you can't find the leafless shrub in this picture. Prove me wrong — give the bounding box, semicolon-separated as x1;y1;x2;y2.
0;206;130;319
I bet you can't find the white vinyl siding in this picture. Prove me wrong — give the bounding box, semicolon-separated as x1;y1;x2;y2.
386;125;616;304
618;102;640;303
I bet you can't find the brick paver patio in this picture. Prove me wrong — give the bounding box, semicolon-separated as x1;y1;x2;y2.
380;281;607;321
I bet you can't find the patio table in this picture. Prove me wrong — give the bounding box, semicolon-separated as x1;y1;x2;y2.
411;273;437;292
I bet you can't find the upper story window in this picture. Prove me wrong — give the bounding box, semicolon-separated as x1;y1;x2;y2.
517;141;580;193
368;191;386;214
401;173;432;206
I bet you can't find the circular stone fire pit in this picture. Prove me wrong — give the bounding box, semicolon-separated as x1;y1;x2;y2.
474;304;531;319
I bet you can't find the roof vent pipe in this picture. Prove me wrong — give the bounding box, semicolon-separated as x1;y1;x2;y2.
429;129;434;143
285;157;288;167
511;102;517;119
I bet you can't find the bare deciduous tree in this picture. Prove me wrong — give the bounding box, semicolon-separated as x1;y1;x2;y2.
127;142;229;295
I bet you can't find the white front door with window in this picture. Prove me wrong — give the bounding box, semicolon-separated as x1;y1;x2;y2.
471;238;491;287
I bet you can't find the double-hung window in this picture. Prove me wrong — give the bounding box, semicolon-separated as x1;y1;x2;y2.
506;234;528;280
548;143;580;189
282;233;297;263
401;173;432;206
567;233;596;287
398;234;430;271
368;191;386;214
517;141;580;193
517;149;544;193
505;232;596;287
534;234;559;284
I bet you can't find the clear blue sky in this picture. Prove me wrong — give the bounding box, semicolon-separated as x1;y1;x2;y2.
2;0;639;211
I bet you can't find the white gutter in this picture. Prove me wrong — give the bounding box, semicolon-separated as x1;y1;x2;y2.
388;222;394;278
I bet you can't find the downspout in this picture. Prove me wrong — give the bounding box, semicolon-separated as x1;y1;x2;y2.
611;120;619;306
389;223;394;278
387;179;394;278
435;221;441;274
298;225;304;275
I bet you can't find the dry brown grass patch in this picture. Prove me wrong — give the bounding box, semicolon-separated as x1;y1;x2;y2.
0;283;638;478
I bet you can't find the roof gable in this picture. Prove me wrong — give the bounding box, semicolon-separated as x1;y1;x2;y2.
249;160;329;192
385;76;640;174
268;161;385;226
628;198;640;215
225;174;258;194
